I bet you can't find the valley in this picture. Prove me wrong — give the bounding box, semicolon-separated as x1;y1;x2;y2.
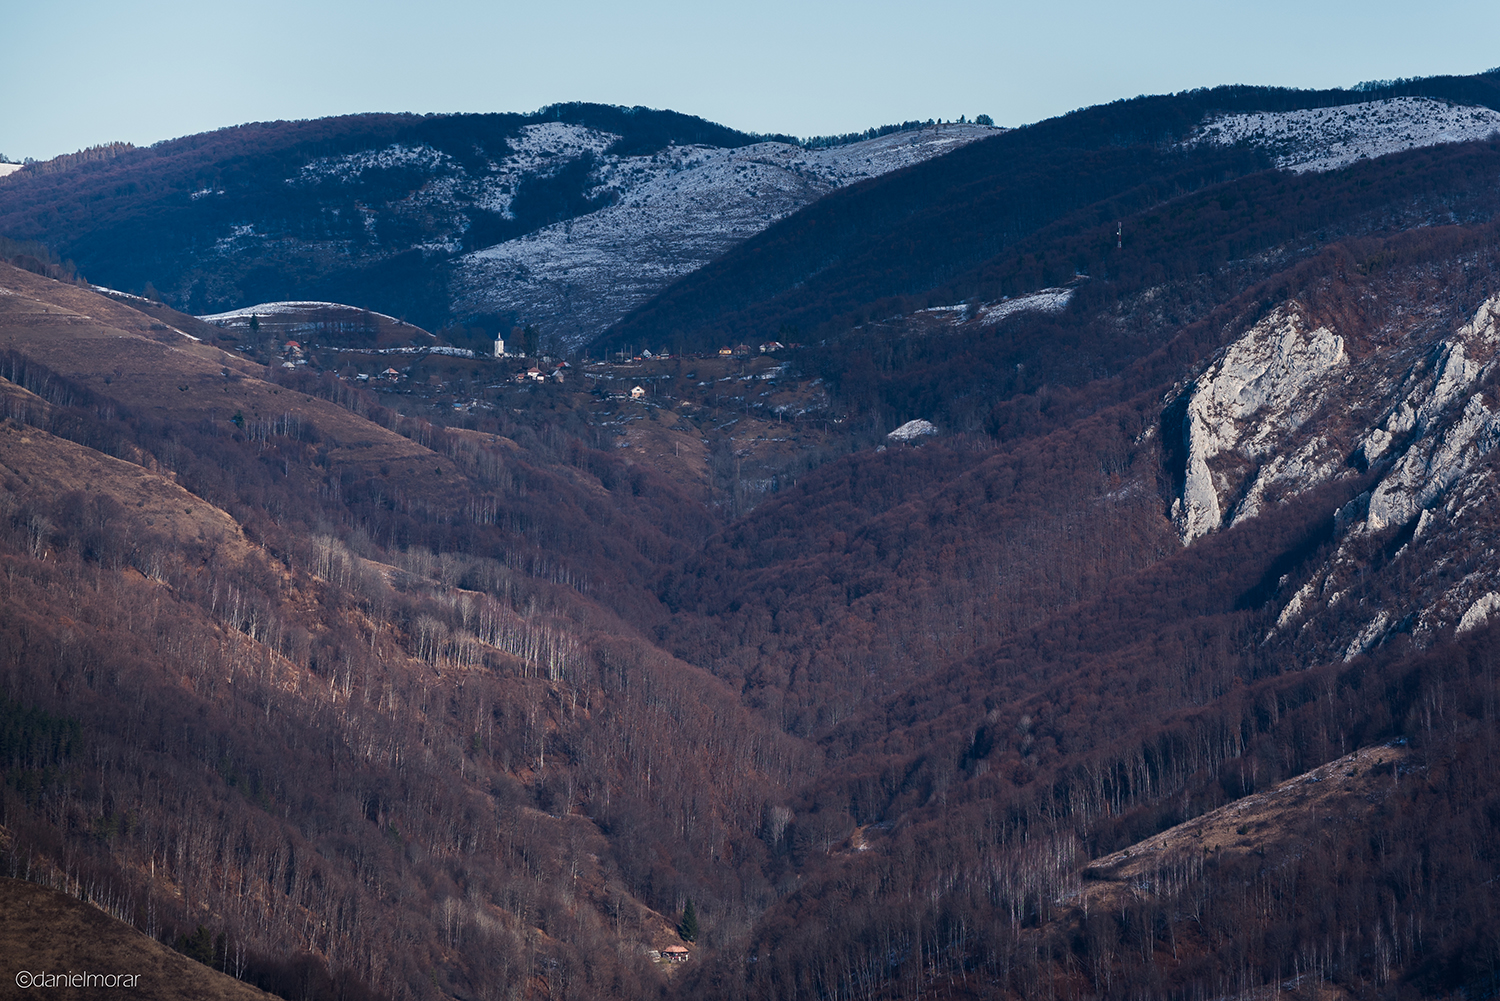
3;73;1500;1001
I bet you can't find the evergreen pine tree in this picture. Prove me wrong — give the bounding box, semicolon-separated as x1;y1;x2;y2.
677;899;698;943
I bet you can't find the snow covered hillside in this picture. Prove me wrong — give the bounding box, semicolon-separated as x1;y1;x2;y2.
196;299;428;347
287;123;625;256
449;124;1000;347
1186;97;1500;172
199;300;406;323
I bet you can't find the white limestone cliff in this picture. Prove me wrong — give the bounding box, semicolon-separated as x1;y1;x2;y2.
1237;294;1500;651
1176;306;1347;542
1364;295;1500;530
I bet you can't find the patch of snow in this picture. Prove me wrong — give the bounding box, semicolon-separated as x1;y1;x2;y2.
197;300;405;324
90;285;153;302
471;123;621;219
888;419;938;441
1186;97;1500;173
214;223;258;255
976;288;1074;325
292;143;453;186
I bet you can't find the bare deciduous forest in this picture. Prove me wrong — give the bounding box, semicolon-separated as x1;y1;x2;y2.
3;75;1500;1001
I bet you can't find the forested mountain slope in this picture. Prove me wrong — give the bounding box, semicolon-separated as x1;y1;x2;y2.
0;878;278;1001
0;107;993;343
597;71;1500;357
3;73;1500;1001
658;209;1500;1001
0;262;802;1000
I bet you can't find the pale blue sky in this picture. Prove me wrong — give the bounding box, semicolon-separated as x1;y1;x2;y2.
3;0;1498;160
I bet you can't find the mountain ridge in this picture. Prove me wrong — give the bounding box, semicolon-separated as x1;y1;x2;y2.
595;75;1500;358
0;107;996;343
4;73;1500;1001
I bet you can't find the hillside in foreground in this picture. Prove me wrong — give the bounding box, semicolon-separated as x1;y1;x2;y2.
0;876;277;1001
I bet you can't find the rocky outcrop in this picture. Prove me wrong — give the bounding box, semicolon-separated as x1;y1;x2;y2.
1366;393;1500;530
1363;296;1500;531
1457;593;1500;635
1173;305;1347;542
888;419;939;442
1176;292;1500;657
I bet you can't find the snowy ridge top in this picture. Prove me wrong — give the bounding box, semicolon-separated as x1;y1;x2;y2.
198;301;404;323
1186;97;1500;173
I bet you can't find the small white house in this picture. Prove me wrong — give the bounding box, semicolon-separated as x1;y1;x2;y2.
631;386;646;400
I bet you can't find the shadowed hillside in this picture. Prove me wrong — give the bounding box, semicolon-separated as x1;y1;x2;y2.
597;72;1500;358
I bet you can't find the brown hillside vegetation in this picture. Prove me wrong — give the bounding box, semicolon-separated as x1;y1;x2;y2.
0;264;800;1001
0;417;251;564
0;267;453;489
1079;741;1414;913
0;876;276;1001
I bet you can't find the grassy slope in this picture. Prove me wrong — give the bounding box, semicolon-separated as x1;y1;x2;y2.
0;877;277;1001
